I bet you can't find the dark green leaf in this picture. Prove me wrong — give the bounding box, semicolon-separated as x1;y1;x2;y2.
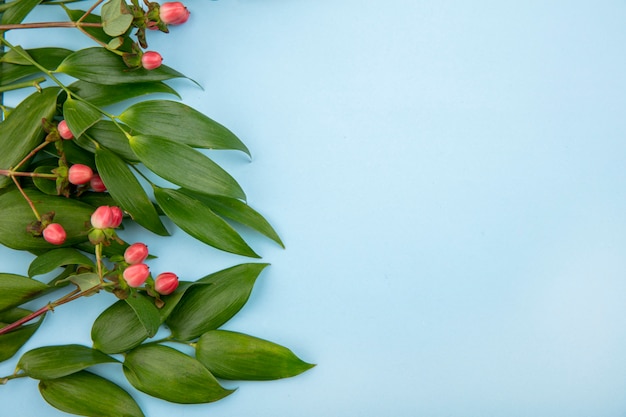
28;248;94;277
69;80;179;107
32;165;58;195
95;147;169;235
0;273;49;312
0;0;41;25
39;371;145;417
196;330;315;380
101;0;133;37
123;344;233;404
118;100;250;155
18;344;118;379
0;188;93;250
157;281;204;321
129;135;245;200
91;300;148;354
155;187;258;257
78;120;137;162
57;47;187;85
124;293;160;338
0;308;44;362
166;263;268;340
0;87;59;188
1;48;71;86
0;45;33;65
63;97;101;138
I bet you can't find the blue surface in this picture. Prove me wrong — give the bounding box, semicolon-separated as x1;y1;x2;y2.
2;1;626;415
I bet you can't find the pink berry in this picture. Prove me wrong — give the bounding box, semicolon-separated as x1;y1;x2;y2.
141;51;163;70
58;120;73;140
110;206;123;228
124;242;149;265
43;223;66;245
68;164;93;185
90;174;107;192
160;2;190;25
91;205;122;229
154;272;179;295
123;263;150;287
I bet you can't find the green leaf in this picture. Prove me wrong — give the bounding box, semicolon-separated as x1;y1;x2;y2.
1;0;41;25
0;273;49;312
39;371;145;417
123;344;234;404
181;189;284;247
1;48;71;86
91;300;149;354
69;80;179;107
66;272;101;293
0;308;44;362
62;97;102;138
196;330;315;380
0;87;59;188
155;187;259;257
129;135;245;200
28;248;95;277
124;293;160;338
0;45;33;65
157;281;204;321
101;0;133;37
0;188;93;250
118;100;250;155
32;165;58;195
18;344;118;379
78;120;137;162
166;263;268;340
57;47;187;85
95;147;169;235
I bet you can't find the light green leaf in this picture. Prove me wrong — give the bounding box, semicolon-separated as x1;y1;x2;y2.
39;371;145;417
196;330;315;380
101;0;133;37
62;97;101;138
95;147;169;235
1;48;70;86
32;165;58;195
18;344;118;379
0;87;59;188
0;273;49;312
28;248;95;277
155;187;258;257
124;293;160;338
123;344;234;404
166;263;268;340
91;300;148;354
0;45;33;65
129;135;245;200
0;308;44;362
118;100;250;155
67;273;100;293
69;80;179;107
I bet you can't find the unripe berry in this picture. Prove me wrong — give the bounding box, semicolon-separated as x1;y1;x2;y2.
91;206;123;229
68;164;93;185
90;174;107;192
160;2;190;25
141;51;163;70
58;120;74;140
124;242;149;265
43;223;66;245
154;272;179;295
123;263;150;287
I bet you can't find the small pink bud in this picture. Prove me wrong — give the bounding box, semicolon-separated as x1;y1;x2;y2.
58;120;73;140
154;272;179;295
90;174;107;192
110;206;123;228
160;2;190;25
43;223;66;245
91;206;123;229
141;51;163;70
123;263;150;287
124;242;149;265
68;164;93;185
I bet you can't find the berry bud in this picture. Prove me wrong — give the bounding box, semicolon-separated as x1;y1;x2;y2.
43;223;66;245
91;206;123;229
124;242;149;265
154;272;179;295
68;164;93;185
123;263;150;287
110;206;123;228
90;174;107;192
58;120;74;140
160;2;190;25
141;51;163;70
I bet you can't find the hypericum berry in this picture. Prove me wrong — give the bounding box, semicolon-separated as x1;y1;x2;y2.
68;164;93;185
90;174;107;192
43;223;66;245
58;120;74;140
91;206;123;229
110;206;123;228
160;2;190;25
123;263;150;287
141;51;163;70
154;272;179;295
124;242;149;265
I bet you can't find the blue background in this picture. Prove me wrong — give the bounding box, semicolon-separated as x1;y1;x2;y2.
2;1;626;415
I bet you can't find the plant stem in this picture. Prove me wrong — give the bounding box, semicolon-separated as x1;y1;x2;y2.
11;177;42;221
0;373;27;385
0;77;46;94
0;21;102;30
0;169;57;179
